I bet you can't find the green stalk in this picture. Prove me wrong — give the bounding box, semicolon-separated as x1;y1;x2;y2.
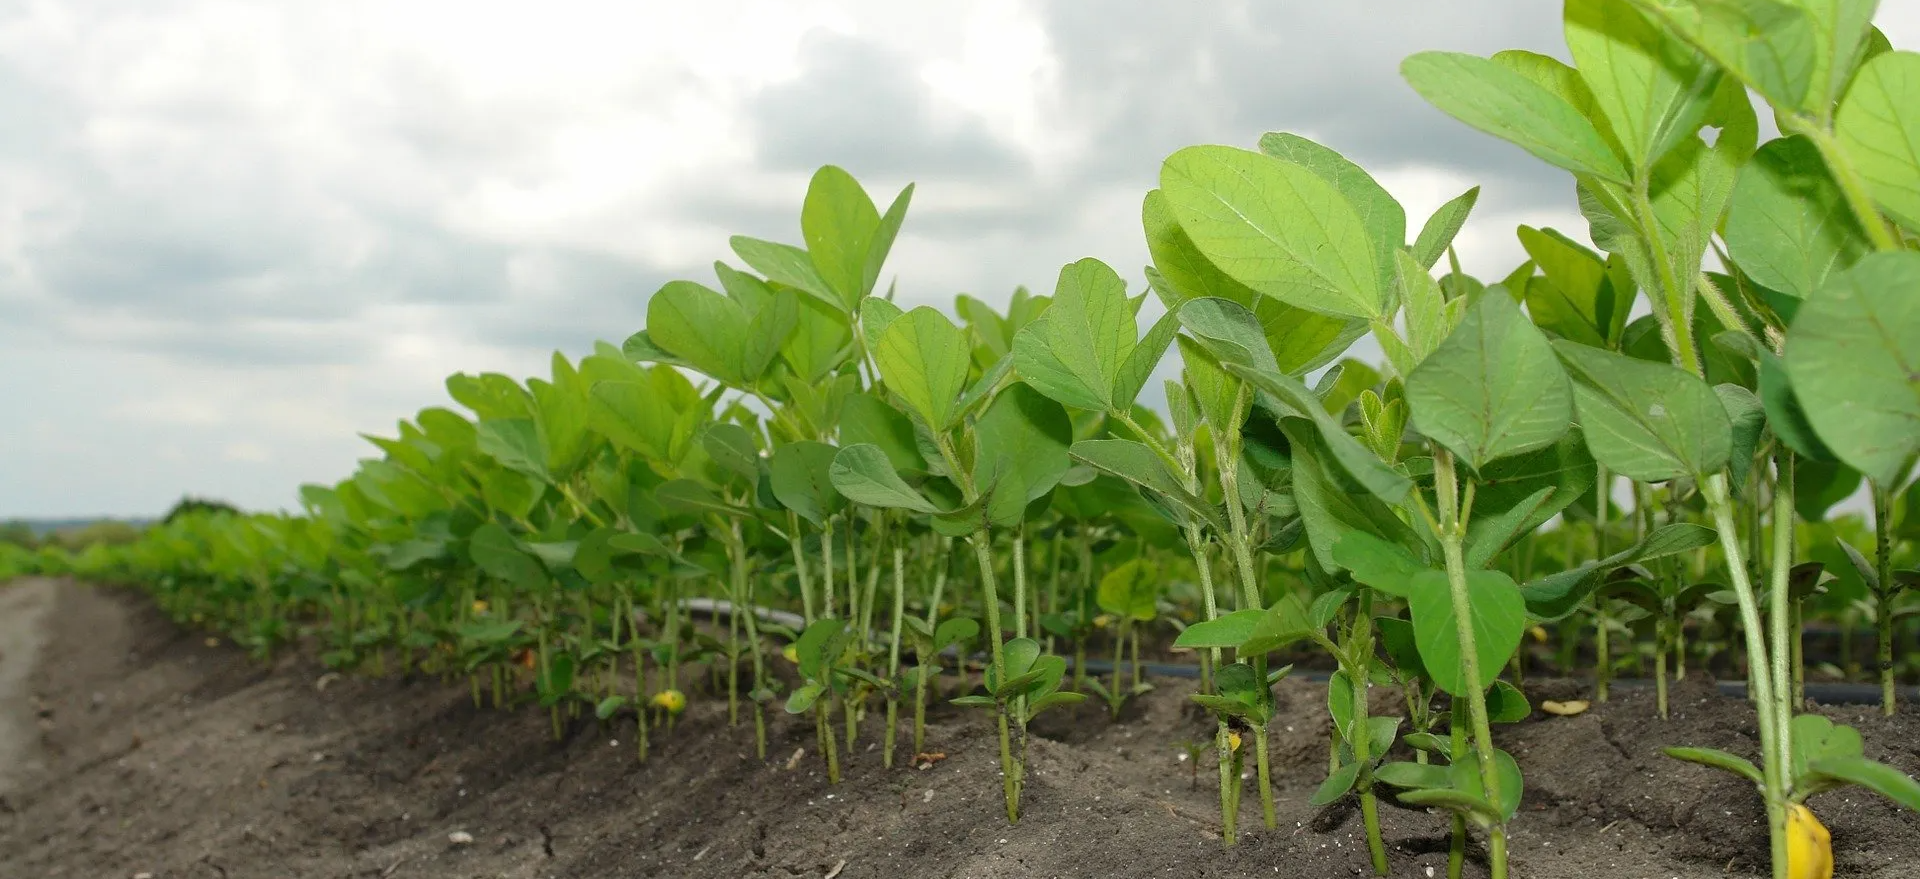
1769;451;1797;745
1012;526;1031;641
1448;716;1467;879
788;511;816;624
1702;474;1789;879
969;535;1021;823
1351;588;1389;876
730;520;767;759
913;537;951;755
1873;481;1896;716
1595;465;1612;702
1434;450;1507;879
1213;386;1276;829
1786;120;1904;253
885;544;906;769
1186;526;1237;845
1655;614;1670;720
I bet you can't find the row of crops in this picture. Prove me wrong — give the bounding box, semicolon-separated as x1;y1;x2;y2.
16;3;1920;878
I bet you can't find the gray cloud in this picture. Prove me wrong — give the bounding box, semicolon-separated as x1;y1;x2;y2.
7;1;1916;517
747;29;1033;180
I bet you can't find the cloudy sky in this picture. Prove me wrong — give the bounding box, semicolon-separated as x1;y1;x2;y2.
3;1;1915;518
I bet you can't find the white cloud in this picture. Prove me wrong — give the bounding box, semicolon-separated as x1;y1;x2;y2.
3;0;1916;516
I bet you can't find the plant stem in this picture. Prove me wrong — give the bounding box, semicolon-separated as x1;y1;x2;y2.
1768;451;1798;749
730;520;768;759
1213;386;1276;829
1596;465;1612;702
1448;717;1467;879
1435;450;1507;879
1702;474;1789;879
885;544;906;769
1873;481;1896;715
969;535;1021;823
1352;589;1388;875
1013;525;1029;640
1787;120;1904;252
789;512;816;624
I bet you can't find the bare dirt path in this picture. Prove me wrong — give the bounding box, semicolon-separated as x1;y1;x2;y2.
0;577;57;797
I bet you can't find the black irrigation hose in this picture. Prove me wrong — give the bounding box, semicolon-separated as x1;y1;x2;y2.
679;599;1919;707
1068;658;1920;706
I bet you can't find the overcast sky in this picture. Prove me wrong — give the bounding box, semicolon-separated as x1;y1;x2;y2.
3;1;1915;518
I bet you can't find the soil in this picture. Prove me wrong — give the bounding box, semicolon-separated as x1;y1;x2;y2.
2;578;1917;879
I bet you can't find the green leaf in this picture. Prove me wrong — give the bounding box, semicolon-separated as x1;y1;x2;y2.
1759;350;1837;462
1378;616;1427;679
1835;50;1920;234
785;682;826;714
1014;316;1107;412
1096;558;1160;622
646;280;750;385
862;185;913;302
859;297;905;353
775;296;853;388
1450;747;1524;822
1332;530;1428;599
1642;0;1819;114
1116;310;1180;412
975;382;1073;519
801;166;881;311
1407;569;1527;697
468;523;547;589
769;441;843;527
1256;132;1405;299
838;391;924;473
1555;340;1733;482
1663;745;1764;785
702;423;760;482
1516;226;1619;349
536;654;575;707
1805;756;1920;811
1725;136;1867;299
1716;384;1766;490
1784;252;1920;486
1411;186;1481;271
1401;51;1630;184
1486;680;1531;723
1043;258;1136;409
1312;761;1363;806
1142;187;1260;308
1069;439;1223;532
795;617;851;680
1396;788;1501;827
1173;608;1267;650
1408;290;1572;470
1231;364;1412;504
655;479;746;518
1466;433;1597;568
874;307;973;432
1564;0;1717;169
1177;297;1282;374
828;444;940;514
1160;145;1385;319
729;236;836;310
1521;522;1719;620
595;695;629;720
1285;418;1428;574
476;418;551;483
1240;592;1319;655
1376;761;1451;790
